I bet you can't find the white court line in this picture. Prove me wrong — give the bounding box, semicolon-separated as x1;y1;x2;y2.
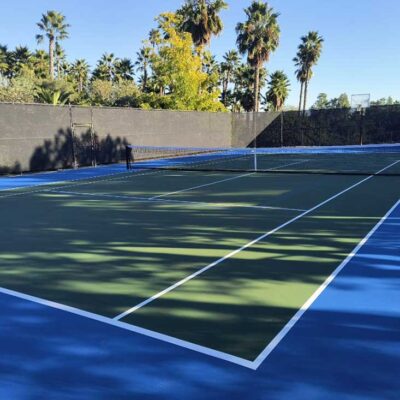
51;190;306;213
0;167;176;199
0;286;255;370
150;172;254;200
252;197;400;369
1;159;399;370
114;159;400;321
0;165;132;193
0;151;256;198
150;159;311;200
0;197;398;370
263;159;311;171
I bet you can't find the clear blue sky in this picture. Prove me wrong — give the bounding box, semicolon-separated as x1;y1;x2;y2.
1;0;399;107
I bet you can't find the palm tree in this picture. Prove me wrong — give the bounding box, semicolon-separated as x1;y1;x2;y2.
9;46;32;77
30;50;50;79
295;31;324;113
93;53;119;82
36;10;70;80
220;50;239;106
54;42;66;78
202;52;218;75
177;0;228;47
149;29;162;48
37;87;72;105
233;63;267;112
293;52;309;113
135;47;152;91
115;58;134;81
70;59;90;92
236;1;280;112
266;71;290;111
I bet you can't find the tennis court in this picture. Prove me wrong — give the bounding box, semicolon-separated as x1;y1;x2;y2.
1;144;400;374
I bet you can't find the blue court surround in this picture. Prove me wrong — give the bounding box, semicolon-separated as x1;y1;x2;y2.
0;164;126;191
0;165;399;399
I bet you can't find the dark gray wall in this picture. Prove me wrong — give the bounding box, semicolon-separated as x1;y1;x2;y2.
0;103;236;173
231;111;280;148
0;103;71;173
0;103;279;174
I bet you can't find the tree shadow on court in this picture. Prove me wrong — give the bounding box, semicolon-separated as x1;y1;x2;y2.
29;128;129;172
0;177;399;360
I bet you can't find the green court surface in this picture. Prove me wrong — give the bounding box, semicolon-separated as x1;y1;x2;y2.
1;169;399;362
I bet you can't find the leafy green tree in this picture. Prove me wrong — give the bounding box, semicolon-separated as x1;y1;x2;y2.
36;11;70;80
371;97;400;106
312;93;350;109
113;80;141;107
177;0;227;47
265;70;290;111
295;31;324;112
149;12;225;111
236;1;280;112
70;59;90;92
336;93;350;108
89;79;140;106
135;47;152;91
220;50;240;106
0;74;37;103
312;93;329;109
90;79;114;105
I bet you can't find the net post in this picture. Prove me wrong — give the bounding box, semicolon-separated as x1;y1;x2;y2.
253;112;258;172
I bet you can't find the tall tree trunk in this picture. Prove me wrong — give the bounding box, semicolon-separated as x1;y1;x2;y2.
254;63;260;112
298;81;304;113
222;77;228;106
49;39;54;80
303;79;309;115
143;69;148;92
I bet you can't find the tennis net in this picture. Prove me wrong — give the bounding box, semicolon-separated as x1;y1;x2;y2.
125;144;400;176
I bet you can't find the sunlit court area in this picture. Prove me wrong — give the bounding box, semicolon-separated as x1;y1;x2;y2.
1;1;400;399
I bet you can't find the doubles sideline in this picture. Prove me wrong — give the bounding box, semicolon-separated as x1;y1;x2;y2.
114;160;400;320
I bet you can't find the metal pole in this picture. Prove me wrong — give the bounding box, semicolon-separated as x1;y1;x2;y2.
69;105;78;169
90;107;96;167
253;112;258;171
